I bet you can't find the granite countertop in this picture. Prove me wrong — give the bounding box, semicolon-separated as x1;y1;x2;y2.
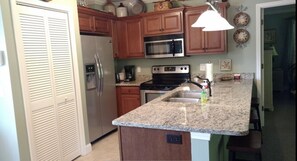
116;75;151;86
112;79;253;136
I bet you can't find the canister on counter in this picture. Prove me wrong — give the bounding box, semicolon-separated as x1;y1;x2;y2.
234;73;241;80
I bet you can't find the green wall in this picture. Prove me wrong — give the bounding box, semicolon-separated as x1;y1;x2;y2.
116;0;280;75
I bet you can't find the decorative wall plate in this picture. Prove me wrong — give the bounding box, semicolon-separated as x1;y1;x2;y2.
233;29;250;44
233;12;250;27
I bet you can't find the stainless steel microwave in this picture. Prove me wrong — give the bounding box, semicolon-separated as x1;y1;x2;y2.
144;34;184;58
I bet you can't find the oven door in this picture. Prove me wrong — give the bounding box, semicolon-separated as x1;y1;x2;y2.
140;90;169;105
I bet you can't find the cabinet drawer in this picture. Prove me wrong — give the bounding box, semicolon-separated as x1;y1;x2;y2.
120;87;140;94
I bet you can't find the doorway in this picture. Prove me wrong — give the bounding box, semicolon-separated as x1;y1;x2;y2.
255;0;295;126
263;4;296;111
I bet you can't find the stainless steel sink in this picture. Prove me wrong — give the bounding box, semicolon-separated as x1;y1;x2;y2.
163;90;201;103
168;97;199;103
175;90;202;99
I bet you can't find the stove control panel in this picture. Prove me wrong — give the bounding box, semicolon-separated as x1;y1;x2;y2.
152;65;190;74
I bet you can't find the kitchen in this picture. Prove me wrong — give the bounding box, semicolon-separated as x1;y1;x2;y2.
0;0;295;161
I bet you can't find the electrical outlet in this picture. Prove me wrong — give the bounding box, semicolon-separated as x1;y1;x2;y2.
166;134;182;144
200;64;206;71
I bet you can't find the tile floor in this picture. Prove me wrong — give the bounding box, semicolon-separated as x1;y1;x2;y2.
74;131;120;161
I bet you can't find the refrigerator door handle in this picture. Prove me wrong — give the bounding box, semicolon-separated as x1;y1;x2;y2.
98;55;104;95
94;54;101;96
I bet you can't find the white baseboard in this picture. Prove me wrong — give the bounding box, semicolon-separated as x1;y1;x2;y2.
81;143;92;156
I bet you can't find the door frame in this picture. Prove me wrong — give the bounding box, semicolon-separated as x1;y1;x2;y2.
255;0;296;126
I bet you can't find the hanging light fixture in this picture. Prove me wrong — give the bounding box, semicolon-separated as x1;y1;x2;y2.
191;0;234;31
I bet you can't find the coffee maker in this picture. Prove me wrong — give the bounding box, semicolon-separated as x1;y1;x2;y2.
124;65;135;82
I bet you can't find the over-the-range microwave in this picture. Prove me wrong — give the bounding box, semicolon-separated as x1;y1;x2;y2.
144;34;184;58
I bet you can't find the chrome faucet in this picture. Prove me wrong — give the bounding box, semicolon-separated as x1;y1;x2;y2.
186;76;212;97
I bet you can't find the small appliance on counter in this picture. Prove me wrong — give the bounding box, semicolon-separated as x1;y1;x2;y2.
124;65;135;82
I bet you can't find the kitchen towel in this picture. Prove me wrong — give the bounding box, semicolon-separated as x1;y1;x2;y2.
205;63;213;82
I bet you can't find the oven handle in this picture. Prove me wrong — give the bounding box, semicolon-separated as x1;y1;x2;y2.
140;90;169;105
171;39;175;57
142;90;169;94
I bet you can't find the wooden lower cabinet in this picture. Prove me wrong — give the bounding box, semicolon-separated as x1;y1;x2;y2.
119;126;191;161
116;86;141;116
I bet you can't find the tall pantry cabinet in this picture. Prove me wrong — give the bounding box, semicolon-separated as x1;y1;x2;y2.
11;2;83;161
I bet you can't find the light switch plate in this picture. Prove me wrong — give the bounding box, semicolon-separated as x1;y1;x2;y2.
0;51;5;66
200;64;206;71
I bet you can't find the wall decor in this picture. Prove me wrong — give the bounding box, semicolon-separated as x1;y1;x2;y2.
233;12;250;27
264;29;276;44
219;59;232;71
233;5;250;48
233;29;250;48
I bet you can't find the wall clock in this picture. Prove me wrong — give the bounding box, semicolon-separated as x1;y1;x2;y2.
233;29;250;44
233;12;250;27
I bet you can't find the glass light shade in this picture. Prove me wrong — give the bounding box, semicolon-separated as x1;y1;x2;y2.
191;10;218;28
202;15;234;31
191;1;234;31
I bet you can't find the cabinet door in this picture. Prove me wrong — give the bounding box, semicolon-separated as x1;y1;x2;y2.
184;5;227;55
143;15;162;36
16;5;80;161
116;17;144;59
111;20;119;58
78;6;113;35
162;11;183;34
120;95;141;115
116;20;128;58
94;17;111;35
116;87;141;116
204;31;225;53
126;18;144;58
184;9;205;54
78;12;94;32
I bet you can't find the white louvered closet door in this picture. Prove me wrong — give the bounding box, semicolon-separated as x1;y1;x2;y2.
16;4;80;161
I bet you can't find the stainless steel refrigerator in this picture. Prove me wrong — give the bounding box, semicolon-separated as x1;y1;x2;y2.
80;35;117;142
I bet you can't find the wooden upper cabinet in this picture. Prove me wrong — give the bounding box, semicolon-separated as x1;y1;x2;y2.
143;8;184;36
77;6;114;35
184;3;228;55
116;16;144;59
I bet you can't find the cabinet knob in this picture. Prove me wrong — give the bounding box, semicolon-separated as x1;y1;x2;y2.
159;29;162;31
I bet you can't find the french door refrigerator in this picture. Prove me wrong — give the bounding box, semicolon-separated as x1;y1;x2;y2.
80;35;117;142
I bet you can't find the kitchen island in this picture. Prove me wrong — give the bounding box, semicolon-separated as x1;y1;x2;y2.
112;78;254;161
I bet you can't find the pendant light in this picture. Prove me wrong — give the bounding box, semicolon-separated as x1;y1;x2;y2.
191;0;234;31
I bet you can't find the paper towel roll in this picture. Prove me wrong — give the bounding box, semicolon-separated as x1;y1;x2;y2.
205;63;213;82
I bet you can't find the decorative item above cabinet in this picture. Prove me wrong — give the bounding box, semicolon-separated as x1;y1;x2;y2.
142;7;184;36
77;6;114;35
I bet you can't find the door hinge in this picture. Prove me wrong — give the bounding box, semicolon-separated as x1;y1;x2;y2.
261;64;264;69
261;19;264;25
